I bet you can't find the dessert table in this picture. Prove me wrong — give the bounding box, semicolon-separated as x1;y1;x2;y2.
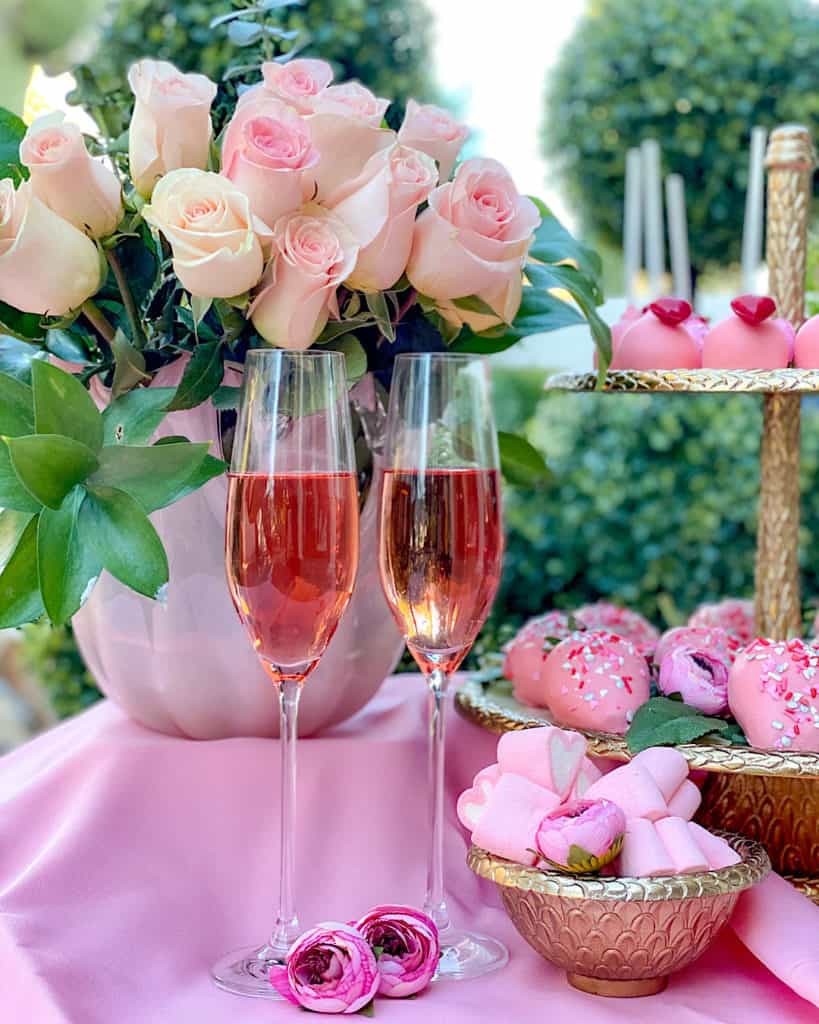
1;674;817;1023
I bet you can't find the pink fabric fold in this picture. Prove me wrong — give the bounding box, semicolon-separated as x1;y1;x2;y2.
0;676;816;1022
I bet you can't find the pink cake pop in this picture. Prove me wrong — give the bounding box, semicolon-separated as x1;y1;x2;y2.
701;295;791;369
728;638;819;751
794;314;819;369
688;598;755;645
610;298;701;371
502;611;573;706
540;631;651;734
574;602;660;657
654;625;741;667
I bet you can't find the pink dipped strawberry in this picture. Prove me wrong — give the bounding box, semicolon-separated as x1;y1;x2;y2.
535;798;626;874
702;295;792;369
688;598;755;645
728;638;819;751
610;298;701;371
794;313;819;368
540;631;651;734
574;601;660;657
502;611;573;706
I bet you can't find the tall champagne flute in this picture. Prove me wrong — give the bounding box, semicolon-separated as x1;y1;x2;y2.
212;350;360;998
377;352;508;980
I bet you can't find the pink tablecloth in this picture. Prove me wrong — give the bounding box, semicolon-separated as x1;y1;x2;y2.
0;675;816;1024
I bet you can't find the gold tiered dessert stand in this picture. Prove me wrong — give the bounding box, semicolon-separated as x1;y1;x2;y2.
456;124;819;900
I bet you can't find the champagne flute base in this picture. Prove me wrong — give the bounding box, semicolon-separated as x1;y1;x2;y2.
433;928;509;982
211;942;289;999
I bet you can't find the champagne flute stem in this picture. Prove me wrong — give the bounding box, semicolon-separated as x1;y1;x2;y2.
424;668;452;936
270;678;301;957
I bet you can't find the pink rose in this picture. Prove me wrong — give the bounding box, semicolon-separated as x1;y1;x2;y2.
536;798;626;873
221;95;319;229
398;99;469;181
331;143;437;291
256;58;334;114
355;905;439;998
250;205;358;349
128;59;217;197
269;923;380;1014
313;82;390;126
20;115;122;239
0;179;101;315
658;646;730;716
407;158;540;323
143;169;271;298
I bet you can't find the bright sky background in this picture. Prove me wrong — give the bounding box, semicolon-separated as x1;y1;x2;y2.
431;0;586;229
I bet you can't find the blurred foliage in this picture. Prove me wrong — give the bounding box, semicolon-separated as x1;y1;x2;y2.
19;621;101;719
71;0;437;139
545;0;819;275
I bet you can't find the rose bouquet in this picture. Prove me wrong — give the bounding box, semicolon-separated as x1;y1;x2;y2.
0;20;609;631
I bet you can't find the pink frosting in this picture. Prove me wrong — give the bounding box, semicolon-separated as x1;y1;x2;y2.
540;630;651;734
794;314;819;369
574;602;659;656
610;309;701;370
702;315;791;369
654;626;741;667
688;599;755;645
503;611;573;706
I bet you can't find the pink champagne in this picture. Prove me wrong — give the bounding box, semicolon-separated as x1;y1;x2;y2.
226;472;359;682
379;468;503;675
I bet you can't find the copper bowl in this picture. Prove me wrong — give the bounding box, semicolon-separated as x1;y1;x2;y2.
468;833;770;998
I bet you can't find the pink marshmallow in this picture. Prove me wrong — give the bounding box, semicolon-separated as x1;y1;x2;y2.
585;762;668;822
689;822;742;869
666;779;702;820
571;757;603;798
617;818;675;877
631;747;689;801
456;764;501;831
471;773;561;866
655;817;709;873
497;726;586;800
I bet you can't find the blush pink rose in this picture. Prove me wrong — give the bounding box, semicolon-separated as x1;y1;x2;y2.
128;59;217;197
398;99;469;181
255;58;334;114
355;905;439;998
221;95;319;229
313;81;389;126
331;144;437;291
20;115;122;239
269;923;380;1014
250;205;358;349
0;179;101;315
143;169;271;298
407;158;540;324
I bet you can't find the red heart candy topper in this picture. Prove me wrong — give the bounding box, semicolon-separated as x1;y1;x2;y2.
648;298;693;326
730;294;777;325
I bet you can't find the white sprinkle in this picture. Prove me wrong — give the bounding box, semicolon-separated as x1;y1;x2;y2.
616;680;625;689
626;710;634;723
771;720;784;730
781;736;792;747
600;689;609;697
562;662;571;670
584;693;595;702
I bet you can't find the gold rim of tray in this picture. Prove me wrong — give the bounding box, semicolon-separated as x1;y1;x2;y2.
547;369;819;393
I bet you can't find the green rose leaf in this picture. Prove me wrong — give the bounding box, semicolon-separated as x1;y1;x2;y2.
525;262;611;371
111;329;151;398
450;288;584;355
37;487;102;625
0;441;42;512
32;360;103;452
0;515;44;628
167;340;224;411
5;434;99;510
101;387;176;445
0;372;34;437
211;385;241;410
323;334;367;384
0;509;33;569
497;431;551;487
0;299;45;344
45;328;93;365
83;485;169;600
89;442;225;512
0;108;28;184
527;197;603;293
626;696;741;754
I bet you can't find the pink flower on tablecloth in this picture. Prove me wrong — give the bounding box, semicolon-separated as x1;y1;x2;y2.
355;905;440;997
269;923;380;1013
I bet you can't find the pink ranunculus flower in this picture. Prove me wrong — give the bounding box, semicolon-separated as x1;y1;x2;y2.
20;115;122;239
331;143;438;292
128;59;217;198
256;58;335;114
535;798;626;873
221;95;319;229
658;646;731;716
355;905;440;998
250;205;358;349
269;923;380;1014
0;179;101;315
407;157;540;322
398;98;469;181
143;169;270;298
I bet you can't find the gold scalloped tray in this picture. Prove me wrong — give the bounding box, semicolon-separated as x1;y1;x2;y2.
547;369;819;393
454;678;819;779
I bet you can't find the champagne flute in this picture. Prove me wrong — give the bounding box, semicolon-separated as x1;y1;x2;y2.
212;350;360;998
377;352;508;980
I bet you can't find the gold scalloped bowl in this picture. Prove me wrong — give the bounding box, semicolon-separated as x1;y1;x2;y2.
468;833;770;998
